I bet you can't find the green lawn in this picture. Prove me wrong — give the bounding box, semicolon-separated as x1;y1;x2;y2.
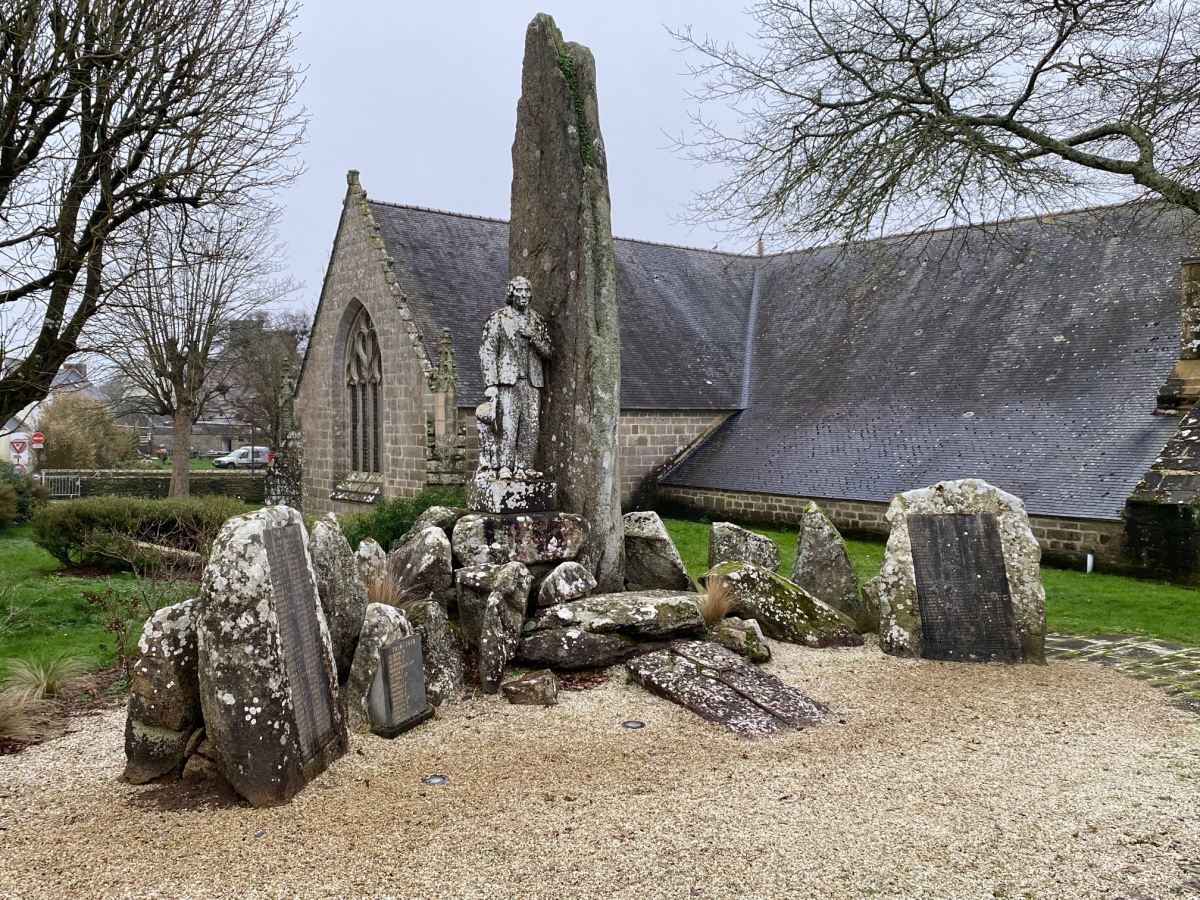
662;516;1200;646
117;457;218;471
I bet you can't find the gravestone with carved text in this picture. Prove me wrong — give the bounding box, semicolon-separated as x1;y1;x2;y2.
195;506;348;807
368;633;434;738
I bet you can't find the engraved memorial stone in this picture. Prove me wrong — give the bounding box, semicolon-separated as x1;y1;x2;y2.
368;634;434;738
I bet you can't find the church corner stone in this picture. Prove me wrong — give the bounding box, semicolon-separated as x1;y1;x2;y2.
509;13;624;592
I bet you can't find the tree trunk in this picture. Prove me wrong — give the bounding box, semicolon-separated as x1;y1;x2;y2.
169;407;193;498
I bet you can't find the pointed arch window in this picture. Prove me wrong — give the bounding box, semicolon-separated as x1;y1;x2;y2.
345;307;382;474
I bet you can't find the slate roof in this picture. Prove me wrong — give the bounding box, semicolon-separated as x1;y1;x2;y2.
663;204;1196;521
369;201;754;409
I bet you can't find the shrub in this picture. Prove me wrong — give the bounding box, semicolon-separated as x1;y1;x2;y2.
36;394;138;469
0;461;49;531
0;483;18;531
0;688;42;742
84;574;197;677
30;495;253;568
2;654;90;699
341;486;464;552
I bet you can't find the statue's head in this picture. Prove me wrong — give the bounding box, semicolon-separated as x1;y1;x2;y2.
505;276;533;309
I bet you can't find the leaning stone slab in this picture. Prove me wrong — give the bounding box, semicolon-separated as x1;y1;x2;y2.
451;513;589;568
515;628;649;670
457;563;533;649
536;561;596;607
524;591;706;641
708;522;781;572
874;478;1046;663
627;641;830;737
124;600;203;784
708;616;772;665
195;506;347;807
355;539;387;591
791;502;867;631
343;604;412;734
388;526;454;606
623;511;693;591
309;514;370;684
706;561;861;648
405;599;464;706
502;669;559;705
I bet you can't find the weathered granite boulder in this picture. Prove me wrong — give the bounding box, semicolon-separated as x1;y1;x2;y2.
708;617;771;664
195;506;347;807
124;600;202;784
873;478;1046;663
309;514;370;683
515;628;647;669
388;526;454;606
405;599;465;706
456;563;533;648
479;584;528;694
708;522;781;572
524;591;706;641
791;502;867;632
705;561;861;648
408;505;467;536
502;669;559;705
343;604;413;734
623;511;693;591
355;538;387;590
451;513;588;568
509;13;624;591
536;561;596;607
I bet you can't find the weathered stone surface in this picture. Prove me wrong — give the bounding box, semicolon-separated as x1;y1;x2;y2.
456;562;532;649
627;641;830;737
408;506;467;536
502;669;559;705
195;507;347;807
509;13;624;591
708;617;772;665
124;600;203;784
516;628;648;669
468;475;557;514
536;561;596;607
874;478;1046;663
405;599;464;706
525;590;705;641
388;526;454;606
623;511;693;591
479;583;528;694
791;502;866;631
451;512;588;567
355;538;387;590
343;604;412;733
309;514;370;683
706;561;861;648
708;522;781;572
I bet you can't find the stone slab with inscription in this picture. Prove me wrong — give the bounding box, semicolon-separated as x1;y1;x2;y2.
870;479;1046;664
344;603;412;734
196;506;348;807
368;633;434;738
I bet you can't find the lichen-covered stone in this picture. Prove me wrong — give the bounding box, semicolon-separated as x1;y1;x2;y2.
479;583;528;694
310;514;370;683
502;669;559;705
873;478;1046;663
509;13;624;591
405;599;464;706
408;505;467;536
536;561;596;607
524;591;706;641
124;600;203;784
515;628;647;669
623;511;693;591
195;506;347;807
456;563;533;648
343;604;412;733
708;522;781;572
388;526;454;606
706;561;860;648
708;617;772;664
355;539;387;591
451;512;588;568
791;502;866;631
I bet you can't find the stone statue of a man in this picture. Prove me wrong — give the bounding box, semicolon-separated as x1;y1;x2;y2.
477;276;552;480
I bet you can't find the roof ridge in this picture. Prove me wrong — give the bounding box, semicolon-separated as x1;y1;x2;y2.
367;198;510;226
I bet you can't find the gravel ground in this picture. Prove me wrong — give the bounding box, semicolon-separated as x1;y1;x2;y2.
2;642;1200;900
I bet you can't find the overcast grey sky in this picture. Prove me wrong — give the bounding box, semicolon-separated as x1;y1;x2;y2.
279;2;756;308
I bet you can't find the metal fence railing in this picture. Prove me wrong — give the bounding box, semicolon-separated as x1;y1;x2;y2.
39;473;81;499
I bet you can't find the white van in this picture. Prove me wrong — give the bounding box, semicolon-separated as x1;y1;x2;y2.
213;446;271;469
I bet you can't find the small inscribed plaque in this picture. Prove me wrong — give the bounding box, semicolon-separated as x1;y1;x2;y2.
264;523;337;761
378;634;432;736
908;513;1021;663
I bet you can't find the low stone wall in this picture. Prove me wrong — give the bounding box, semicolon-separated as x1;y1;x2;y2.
44;470;266;504
657;484;1126;571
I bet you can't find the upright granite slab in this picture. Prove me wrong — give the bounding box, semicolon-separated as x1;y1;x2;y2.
405;599;464;706
343;603;412;734
873;479;1046;663
791;502;866;632
354;539;387;590
309;514;369;683
388;525;454;606
623;511;693;591
708;522;781;572
195;507;348;807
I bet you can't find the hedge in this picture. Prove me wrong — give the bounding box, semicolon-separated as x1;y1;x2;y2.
340;486;465;552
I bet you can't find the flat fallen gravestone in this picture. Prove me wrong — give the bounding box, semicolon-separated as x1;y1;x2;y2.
627;641;830;737
908;513;1021;663
368;633;434;738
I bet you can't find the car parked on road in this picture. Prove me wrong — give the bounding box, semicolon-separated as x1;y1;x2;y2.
213;446;271;468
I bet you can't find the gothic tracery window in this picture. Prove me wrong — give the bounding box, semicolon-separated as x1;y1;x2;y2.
345;307;382;474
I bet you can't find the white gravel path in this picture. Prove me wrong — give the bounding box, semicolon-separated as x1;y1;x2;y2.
2;642;1200;899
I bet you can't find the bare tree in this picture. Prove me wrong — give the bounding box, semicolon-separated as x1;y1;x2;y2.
222;308;308;450
0;0;305;424
676;0;1200;247
102;204;295;496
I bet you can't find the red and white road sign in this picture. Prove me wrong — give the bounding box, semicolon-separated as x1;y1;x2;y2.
12;462;26;474
9;439;26;455
30;432;44;449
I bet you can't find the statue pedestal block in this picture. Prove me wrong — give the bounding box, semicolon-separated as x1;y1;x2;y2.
467;475;557;514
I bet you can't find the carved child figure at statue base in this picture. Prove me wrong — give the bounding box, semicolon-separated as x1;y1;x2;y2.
469;276;558;513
